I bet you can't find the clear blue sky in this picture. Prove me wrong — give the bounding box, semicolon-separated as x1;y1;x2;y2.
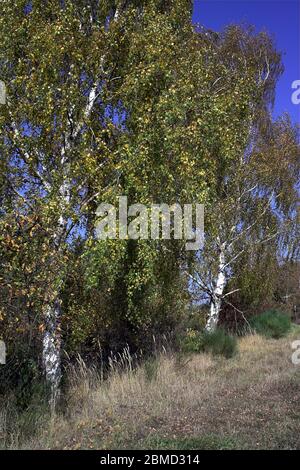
192;0;300;124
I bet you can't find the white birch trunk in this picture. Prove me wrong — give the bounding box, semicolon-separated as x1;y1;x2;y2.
42;143;70;410
42;211;68;409
42;299;62;411
41;7;120;408
206;243;226;332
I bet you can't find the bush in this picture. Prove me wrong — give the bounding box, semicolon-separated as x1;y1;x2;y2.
181;328;237;358
182;306;208;332
250;309;291;339
200;329;237;358
144;358;159;382
180;329;203;353
142;433;238;450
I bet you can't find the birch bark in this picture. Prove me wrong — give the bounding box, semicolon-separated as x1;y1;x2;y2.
205;242;226;331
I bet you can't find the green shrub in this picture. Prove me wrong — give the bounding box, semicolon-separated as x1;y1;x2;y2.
250;309;291;339
183;306;207;331
142;433;238;450
180;329;203;353
181;328;237;358
200;329;237;358
144;358;159;382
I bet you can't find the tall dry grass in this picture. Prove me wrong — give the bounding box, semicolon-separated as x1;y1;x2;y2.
1;328;300;450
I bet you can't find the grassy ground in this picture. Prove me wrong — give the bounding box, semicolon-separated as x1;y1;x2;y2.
1;326;300;450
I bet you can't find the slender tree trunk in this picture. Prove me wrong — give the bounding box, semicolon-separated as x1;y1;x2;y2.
206;242;226;332
42;298;62;411
206;295;222;332
42;161;70;410
42;216;66;409
40;5;120;404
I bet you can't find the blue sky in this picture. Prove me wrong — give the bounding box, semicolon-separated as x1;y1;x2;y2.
192;0;300;124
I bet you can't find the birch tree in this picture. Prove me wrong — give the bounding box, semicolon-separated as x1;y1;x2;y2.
0;0;195;407
0;0;130;407
189;116;299;331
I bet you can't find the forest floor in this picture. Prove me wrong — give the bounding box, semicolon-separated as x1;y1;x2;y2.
2;326;300;450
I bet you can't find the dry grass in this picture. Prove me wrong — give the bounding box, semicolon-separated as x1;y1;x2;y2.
1;327;300;450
